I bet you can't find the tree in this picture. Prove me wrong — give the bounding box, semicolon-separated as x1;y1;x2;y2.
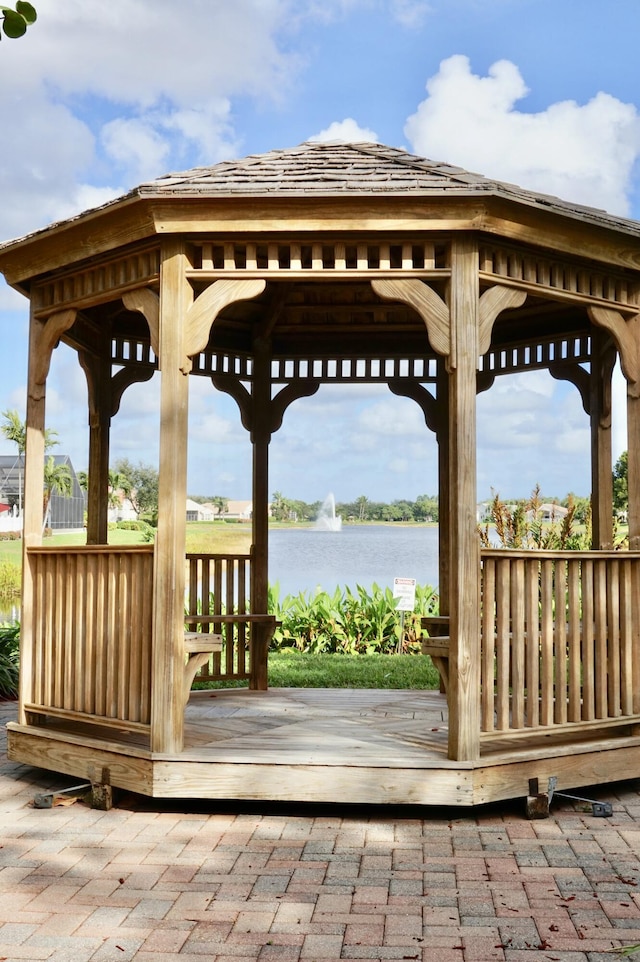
613;450;628;515
1;409;59;514
271;491;291;522
42;456;72;528
355;495;370;522
212;495;228;517
108;469;132;509
113;458;159;521
1;2;36;40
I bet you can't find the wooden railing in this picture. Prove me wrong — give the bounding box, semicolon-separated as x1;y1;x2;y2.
480;550;640;738
185;553;275;688
25;545;154;732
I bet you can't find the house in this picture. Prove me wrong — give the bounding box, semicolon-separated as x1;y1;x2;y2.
186;499;215;522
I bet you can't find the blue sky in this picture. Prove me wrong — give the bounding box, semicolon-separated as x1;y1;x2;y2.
1;0;639;504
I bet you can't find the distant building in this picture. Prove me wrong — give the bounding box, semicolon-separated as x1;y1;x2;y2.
0;454;85;530
186;499;215;522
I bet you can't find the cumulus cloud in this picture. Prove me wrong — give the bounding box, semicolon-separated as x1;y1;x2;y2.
404;55;640;215
309;118;379;143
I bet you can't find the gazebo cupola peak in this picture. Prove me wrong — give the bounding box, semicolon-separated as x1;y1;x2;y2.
2;141;640;806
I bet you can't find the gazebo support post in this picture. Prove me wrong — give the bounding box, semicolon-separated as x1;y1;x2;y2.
628;385;640;550
151;239;191;753
249;339;271;690
436;360;450;618
79;337;112;545
19;303;47;725
590;330;615;549
447;237;481;762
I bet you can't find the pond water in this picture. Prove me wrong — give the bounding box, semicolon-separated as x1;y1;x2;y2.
269;524;439;598
0;525;441;620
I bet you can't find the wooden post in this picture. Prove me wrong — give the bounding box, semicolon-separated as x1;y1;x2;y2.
590;330;615;549
151;239;191;753
628;388;640;551
250;339;271;690
80;339;111;545
447;236;481;762
19;303;47;724
436;358;450;617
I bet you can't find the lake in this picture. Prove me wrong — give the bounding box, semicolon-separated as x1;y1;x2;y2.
269;524;439;598
0;525;440;620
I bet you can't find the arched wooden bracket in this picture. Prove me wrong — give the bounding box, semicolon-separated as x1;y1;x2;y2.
184;279;266;374
371;279;450;358
122;289;159;358
589;305;640;398
476;371;495;396
31;309;77;400
212;373;252;432
478;286;527;356
270;380;321;435
388;379;438;433
549;362;590;415
77;350;102;428
111;366;155;417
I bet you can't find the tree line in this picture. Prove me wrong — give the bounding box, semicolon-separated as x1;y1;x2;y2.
2;409;632;526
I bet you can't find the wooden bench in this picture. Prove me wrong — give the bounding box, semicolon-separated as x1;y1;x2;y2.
184;614;278;690
184;631;223;705
420;616;450;694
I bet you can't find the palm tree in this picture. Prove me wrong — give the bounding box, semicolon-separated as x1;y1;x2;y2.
355;494;370;522
212;495;228;518
42;456;72;529
1;409;59;515
108;469;132;509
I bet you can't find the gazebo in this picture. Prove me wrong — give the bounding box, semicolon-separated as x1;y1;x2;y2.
2;141;640;808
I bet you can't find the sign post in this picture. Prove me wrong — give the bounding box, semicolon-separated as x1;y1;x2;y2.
393;577;416;653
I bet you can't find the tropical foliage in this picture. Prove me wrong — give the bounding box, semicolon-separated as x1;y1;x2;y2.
0;622;19;698
42;456;73;526
268;581;439;655
478;485;593;550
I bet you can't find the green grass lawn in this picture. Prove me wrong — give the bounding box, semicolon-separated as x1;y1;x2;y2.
197;649;441;690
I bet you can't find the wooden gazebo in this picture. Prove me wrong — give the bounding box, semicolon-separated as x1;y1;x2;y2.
2;141;640;808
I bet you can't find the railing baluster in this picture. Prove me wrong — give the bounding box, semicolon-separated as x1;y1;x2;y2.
480;550;640;738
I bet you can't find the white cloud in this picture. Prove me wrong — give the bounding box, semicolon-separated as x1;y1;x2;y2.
309;118;379;143
404;55;640;215
391;0;432;28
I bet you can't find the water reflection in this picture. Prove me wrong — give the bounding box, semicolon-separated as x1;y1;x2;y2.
269;524;439;597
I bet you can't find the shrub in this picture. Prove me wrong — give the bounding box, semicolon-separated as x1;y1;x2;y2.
0;561;20;599
268;582;439;655
0;531;20;541
0;621;19;698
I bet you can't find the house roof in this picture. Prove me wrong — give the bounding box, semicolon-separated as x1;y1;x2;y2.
2;141;640;255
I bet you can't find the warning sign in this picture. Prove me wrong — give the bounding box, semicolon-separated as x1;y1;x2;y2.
393;577;416;611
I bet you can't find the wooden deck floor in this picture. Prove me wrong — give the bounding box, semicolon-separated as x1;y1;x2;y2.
181;687;450;764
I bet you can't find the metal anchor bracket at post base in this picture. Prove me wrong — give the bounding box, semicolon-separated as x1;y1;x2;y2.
526;776;613;819
33;767;114;811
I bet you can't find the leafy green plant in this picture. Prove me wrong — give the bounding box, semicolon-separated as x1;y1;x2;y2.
0;621;19;698
268;581;439;655
1;1;36;39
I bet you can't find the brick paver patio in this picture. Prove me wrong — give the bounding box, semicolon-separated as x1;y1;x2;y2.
1;699;640;961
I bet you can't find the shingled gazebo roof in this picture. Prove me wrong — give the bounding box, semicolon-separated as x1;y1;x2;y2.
3;141;640;258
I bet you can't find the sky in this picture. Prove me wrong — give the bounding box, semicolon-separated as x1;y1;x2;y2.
1;0;640;505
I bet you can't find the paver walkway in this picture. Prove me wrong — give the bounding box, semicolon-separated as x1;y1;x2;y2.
1;699;640;962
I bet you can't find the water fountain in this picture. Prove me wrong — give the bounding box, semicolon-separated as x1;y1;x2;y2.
314;492;342;531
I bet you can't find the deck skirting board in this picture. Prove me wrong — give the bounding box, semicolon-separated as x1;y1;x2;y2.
8;723;640;808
